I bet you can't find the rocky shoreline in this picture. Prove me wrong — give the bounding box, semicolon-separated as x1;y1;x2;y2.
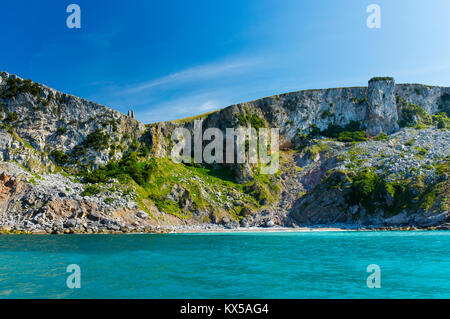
1;224;448;235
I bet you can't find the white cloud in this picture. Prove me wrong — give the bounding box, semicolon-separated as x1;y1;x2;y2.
135;93;224;123
93;55;275;123
198;100;218;112
118;57;264;95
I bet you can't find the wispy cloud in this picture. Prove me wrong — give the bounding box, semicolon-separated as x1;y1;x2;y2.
135;92;225;123
118;57;264;95
91;55;276;123
83;31;118;49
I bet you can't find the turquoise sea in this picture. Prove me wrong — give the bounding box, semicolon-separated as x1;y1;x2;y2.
0;231;449;299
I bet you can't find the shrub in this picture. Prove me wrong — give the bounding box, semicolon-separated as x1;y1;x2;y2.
435;161;449;177
398;99;432;128
237;113;247;126
50;149;69;165
1;78;41;98
375;133;389;141
250;114;265;129
321;110;332;119
414;87;423;96
3;111;18;124
321;121;366;143
55;127;67;136
337;131;367;142
308;124;321;138
369;76;394;83
304;143;330;160
82;151;154;186
82;129;110;150
415;147;428;156
20;79;42;97
237;113;266;130
432;112;450;129
348;169;386;211
42;93;52;106
299;121;367;143
70;145;87;158
350;97;367;105
83;169;109;184
351;169;383;200
56;94;66;104
81;185;101;196
1;78;19;98
321;121;362;138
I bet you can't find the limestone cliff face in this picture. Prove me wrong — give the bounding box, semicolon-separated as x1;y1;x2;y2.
396;83;450;115
148;77;449;156
148;87;369;156
367;77;398;135
0;71;145;170
2;72;448;167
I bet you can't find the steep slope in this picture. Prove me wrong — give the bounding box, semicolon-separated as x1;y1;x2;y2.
0;72;448;233
0;71;145;171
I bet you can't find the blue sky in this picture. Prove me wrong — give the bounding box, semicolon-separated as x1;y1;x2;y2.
1;0;450;123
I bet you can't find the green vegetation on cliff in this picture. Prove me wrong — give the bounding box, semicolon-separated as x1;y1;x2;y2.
82;129;110;150
1;78;42;99
300;121;368;143
81;152;263;220
236;112;266;130
50;149;69;165
325;160;449;217
369;76;394;82
398;98;450;129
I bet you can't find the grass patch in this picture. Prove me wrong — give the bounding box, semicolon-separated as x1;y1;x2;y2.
81;185;101;196
375;133;389;141
172;110;219;124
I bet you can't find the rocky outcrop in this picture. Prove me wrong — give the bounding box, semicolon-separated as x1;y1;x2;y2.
0;71;146;169
290;128;449;228
0;162;157;234
396;83;450;116
367;77;398;135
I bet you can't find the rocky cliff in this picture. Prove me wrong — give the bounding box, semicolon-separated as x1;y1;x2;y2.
0;71;145;171
0;71;448;233
149;77;449;153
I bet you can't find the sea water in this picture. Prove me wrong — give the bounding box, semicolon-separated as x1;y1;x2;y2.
0;231;449;298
